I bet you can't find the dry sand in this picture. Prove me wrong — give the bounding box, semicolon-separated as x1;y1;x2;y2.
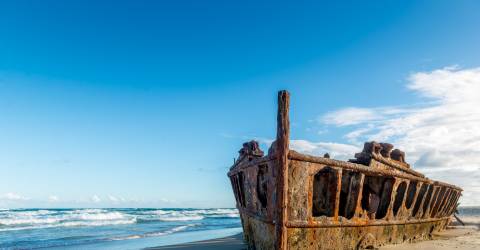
147;226;480;250
381;226;480;250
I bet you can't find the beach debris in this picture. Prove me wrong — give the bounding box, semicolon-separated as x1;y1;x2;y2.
350;141;382;165
380;143;394;158
453;213;465;226
391;149;406;164
237;140;264;163
454;204;465;226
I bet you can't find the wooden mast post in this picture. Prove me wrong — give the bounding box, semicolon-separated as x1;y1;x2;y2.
275;90;290;250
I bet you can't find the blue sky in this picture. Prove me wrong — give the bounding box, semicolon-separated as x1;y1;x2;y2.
1;1;480;208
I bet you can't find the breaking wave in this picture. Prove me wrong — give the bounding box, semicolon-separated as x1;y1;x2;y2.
0;208;238;231
0;209;137;231
135;208;238;223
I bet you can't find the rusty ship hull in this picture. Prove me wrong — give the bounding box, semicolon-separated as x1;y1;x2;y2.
227;91;462;250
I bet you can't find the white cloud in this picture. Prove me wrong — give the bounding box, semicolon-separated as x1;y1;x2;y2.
1;192;30;201
107;195;127;203
322;107;383;126
48;195;59;202
91;195;101;203
316;66;480;206
290;140;360;160
108;195;119;202
159;198;175;203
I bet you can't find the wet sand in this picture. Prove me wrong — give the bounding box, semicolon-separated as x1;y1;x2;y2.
146;234;245;250
147;226;480;250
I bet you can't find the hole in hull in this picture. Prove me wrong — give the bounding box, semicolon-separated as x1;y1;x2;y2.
312;167;338;217
237;172;247;207
405;181;417;209
412;183;428;216
360;176;394;219
376;178;394;219
431;187;446;217
393;182;407;216
422;185;434;217
256;164;268;208
339;170;362;219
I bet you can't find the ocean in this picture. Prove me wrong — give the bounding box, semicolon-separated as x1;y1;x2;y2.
0;208;241;249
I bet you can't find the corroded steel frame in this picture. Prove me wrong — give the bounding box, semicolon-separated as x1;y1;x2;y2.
227;90;462;250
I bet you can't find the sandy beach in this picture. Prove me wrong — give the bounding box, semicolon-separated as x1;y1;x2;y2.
147;225;480;250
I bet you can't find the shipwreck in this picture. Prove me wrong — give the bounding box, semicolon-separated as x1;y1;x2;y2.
228;90;462;249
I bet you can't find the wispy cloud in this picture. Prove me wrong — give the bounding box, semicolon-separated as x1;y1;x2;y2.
315;66;480;205
91;195;101;203
48;195;60;202
1;192;30;201
290;140;360;160
107;195;128;203
108;195;119;202
322;107;384;126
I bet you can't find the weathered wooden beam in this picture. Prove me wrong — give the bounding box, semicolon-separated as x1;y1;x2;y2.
334;169;342;221
275;90;290;250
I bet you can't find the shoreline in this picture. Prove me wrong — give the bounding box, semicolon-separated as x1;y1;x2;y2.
146;225;480;250
145;233;245;250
